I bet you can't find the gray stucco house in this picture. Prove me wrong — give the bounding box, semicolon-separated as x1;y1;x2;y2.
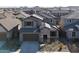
0;11;21;41
20;12;59;43
60;11;79;40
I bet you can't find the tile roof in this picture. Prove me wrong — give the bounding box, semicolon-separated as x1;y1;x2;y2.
15;13;26;18
37;12;53;18
0;12;21;31
20;11;44;20
32;14;43;20
0;13;6;19
20;11;31;17
63;11;79;19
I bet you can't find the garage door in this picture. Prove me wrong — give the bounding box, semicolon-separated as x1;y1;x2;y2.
0;32;6;40
23;34;39;41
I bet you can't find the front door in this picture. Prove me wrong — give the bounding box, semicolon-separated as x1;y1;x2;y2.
43;35;47;42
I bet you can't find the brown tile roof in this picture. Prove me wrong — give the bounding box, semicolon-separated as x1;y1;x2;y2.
0;12;21;31
0;13;6;19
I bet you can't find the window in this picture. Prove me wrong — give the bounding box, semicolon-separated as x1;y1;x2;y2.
72;32;76;37
51;20;52;22
69;20;71;23
56;21;59;25
50;31;57;36
43;35;47;40
67;19;72;23
24;21;33;26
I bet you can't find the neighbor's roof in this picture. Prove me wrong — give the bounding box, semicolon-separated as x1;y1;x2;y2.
37;12;53;18
20;11;44;20
0;12;21;31
15;13;26;18
32;14;43;20
51;10;70;13
20;11;31;18
63;11;79;19
0;13;6;19
41;12;56;18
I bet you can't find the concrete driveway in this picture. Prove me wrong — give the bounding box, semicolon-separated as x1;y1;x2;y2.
0;41;6;48
20;41;40;53
0;41;11;53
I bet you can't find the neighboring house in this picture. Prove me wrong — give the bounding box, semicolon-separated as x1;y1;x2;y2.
20;12;59;43
60;11;79;40
48;7;73;26
36;12;58;25
14;11;27;19
49;7;73;16
0;11;21;41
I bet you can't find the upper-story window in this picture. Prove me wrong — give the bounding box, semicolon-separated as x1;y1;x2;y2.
67;19;72;23
51;19;52;22
72;32;76;37
69;20;72;23
24;21;33;26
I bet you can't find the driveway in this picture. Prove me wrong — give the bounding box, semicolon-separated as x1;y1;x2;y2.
20;41;40;53
0;41;11;53
0;41;6;48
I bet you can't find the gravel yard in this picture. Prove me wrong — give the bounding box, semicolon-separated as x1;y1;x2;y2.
68;40;79;53
40;40;69;52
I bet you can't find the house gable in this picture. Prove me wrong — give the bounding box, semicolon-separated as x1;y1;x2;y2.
24;16;42;22
22;16;42;28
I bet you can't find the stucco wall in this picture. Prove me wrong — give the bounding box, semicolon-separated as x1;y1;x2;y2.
39;28;59;42
22;17;42;28
66;31;72;39
64;19;79;26
66;31;79;39
75;31;79;38
6;30;13;39
0;25;6;32
40;28;50;39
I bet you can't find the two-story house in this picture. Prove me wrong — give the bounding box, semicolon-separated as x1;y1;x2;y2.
60;11;79;41
20;12;59;43
0;11;21;42
36;12;60;25
20;13;42;42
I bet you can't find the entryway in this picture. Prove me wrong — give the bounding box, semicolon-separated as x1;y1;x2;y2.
43;35;48;42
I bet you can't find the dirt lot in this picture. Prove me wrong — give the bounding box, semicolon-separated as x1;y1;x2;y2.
67;40;79;53
40;40;69;52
